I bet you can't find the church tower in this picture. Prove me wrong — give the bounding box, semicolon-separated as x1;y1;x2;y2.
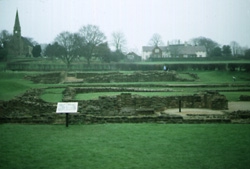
8;10;33;57
13;10;21;37
13;10;23;55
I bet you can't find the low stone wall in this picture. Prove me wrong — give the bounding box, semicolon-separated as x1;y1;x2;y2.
0;89;57;122
76;91;228;113
64;88;228;110
76;71;184;83
228;110;250;119
26;71;195;84
24;72;64;84
0;113;237;124
0;88;233;124
7;62;250;72
62;87;174;101
239;95;250;101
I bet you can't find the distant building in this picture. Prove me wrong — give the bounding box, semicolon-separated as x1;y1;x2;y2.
142;43;206;60
126;52;142;62
7;10;33;57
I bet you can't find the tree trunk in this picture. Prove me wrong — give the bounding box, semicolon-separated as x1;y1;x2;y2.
66;61;70;71
87;58;90;67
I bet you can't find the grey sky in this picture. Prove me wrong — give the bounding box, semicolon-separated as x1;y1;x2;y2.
1;0;250;54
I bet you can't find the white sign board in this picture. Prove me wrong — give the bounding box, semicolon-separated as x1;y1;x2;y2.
56;102;78;113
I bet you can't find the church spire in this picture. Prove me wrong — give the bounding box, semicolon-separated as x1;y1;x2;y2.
13;9;21;37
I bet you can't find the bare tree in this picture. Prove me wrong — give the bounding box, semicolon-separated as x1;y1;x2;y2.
149;33;164;46
230;41;240;56
111;31;127;52
55;31;81;69
79;25;106;65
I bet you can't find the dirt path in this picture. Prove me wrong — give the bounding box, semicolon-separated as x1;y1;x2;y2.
228;101;250;111
161;101;250;117
162;108;224;117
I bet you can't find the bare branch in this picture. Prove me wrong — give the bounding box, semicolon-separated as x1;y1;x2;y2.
149;33;164;46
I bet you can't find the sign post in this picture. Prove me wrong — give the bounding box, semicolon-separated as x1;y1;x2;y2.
56;102;78;127
66;113;69;127
179;99;181;112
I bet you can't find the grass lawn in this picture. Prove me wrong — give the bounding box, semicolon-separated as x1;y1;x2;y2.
190;70;250;84
221;91;250;101
0;72;65;101
1;70;250;101
74;91;189;100
1;124;250;169
40;88;65;102
0;72;31;100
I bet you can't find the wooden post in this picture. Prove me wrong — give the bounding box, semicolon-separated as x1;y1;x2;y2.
66;113;69;127
179;99;181;112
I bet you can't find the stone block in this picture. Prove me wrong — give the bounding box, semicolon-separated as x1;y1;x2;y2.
136;108;154;115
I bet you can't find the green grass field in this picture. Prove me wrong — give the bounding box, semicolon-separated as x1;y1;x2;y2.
40;88;65;102
1;70;250;101
1;124;250;169
1;66;250;168
0;72;31;100
74;91;190;100
0;72;65;101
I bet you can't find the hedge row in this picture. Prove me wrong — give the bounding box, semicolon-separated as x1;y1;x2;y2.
149;57;249;62
6;62;250;71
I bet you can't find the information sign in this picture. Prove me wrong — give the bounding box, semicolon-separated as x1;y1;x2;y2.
56;102;78;127
56;102;78;113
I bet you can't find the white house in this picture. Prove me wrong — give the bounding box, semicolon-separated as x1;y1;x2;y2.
142;44;206;60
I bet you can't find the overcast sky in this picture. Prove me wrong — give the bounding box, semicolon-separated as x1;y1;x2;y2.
1;0;250;53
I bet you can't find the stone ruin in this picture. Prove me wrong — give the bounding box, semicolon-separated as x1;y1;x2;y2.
2;69;250;124
239;95;250;101
63;88;228;113
25;71;196;84
24;72;64;84
3;86;248;124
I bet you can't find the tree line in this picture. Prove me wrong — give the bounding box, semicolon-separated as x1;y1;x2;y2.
43;25;127;68
1;27;250;65
0;25;128;67
148;33;250;58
